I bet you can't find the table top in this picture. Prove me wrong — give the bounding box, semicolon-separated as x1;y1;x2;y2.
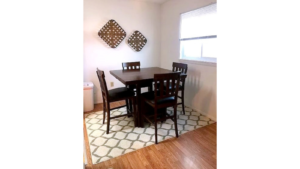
110;67;186;85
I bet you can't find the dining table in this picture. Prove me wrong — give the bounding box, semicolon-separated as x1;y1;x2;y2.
110;67;187;127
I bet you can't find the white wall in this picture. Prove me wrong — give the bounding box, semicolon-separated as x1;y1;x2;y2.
84;0;161;103
160;0;217;121
84;0;217;121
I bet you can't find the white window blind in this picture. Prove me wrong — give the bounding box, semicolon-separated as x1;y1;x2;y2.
180;3;217;62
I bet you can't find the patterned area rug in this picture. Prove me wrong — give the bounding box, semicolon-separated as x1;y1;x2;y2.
84;105;215;164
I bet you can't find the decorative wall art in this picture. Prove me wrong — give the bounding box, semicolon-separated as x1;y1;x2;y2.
127;31;147;52
98;20;126;48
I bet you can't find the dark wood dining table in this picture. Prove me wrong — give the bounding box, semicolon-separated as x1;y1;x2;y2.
110;67;187;127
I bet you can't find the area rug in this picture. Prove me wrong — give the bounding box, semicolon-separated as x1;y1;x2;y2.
84;105;215;164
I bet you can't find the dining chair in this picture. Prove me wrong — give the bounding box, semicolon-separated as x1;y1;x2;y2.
122;61;153;111
166;62;188;114
122;61;141;70
121;61;153;91
141;72;181;144
96;68;136;134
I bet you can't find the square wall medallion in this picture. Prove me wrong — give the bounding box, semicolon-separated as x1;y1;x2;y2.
98;20;126;48
127;31;147;52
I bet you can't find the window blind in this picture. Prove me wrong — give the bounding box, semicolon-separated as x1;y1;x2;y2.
180;3;217;39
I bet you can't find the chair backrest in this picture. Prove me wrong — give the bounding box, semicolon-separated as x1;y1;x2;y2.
96;68;109;102
122;61;140;70
172;62;188;74
153;72;181;104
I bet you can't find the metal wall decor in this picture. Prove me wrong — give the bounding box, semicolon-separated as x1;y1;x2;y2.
127;31;147;52
98;20;126;48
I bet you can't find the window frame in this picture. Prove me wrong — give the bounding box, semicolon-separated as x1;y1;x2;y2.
179;4;217;65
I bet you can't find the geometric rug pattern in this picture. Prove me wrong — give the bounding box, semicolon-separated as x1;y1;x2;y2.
84;105;215;164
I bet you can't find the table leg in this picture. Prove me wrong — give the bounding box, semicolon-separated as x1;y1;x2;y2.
135;83;143;127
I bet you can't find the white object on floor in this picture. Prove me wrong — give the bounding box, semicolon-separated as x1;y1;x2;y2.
84;82;94;112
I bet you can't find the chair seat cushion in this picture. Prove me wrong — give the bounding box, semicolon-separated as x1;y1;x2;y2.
141;91;175;105
108;87;135;102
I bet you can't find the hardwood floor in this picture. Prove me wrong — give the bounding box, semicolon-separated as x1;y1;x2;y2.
84;101;217;169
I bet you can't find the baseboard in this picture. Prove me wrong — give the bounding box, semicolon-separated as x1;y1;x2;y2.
184;104;217;122
95;101;103;104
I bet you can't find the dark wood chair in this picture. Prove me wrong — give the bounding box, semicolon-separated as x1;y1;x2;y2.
96;68;136;134
121;61;153;91
141;72;181;144
166;62;188;114
122;61;153;111
122;61;141;70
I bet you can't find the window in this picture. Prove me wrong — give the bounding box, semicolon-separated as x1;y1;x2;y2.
180;3;217;63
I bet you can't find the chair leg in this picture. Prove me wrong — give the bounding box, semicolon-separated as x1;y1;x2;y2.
173;105;179;138
181;90;186;115
154;108;158;144
125;99;130;117
140;98;145;127
132;97;137;126
103;99;106;124
129;97;134;117
106;103;111;134
129;99;133;116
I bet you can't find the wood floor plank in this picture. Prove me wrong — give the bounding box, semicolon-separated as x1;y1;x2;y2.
84;102;217;169
120;155;133;169
110;158;122;169
149;143;177;169
175;131;216;168
113;156;125;169
93;160;106;169
103;159;111;168
196;125;217;142
127;151;147;169
191;131;217;154
139;145;158;169
136;149;153;169
173;128;216;168
155;141;184;169
146;146;167;169
164;139;199;169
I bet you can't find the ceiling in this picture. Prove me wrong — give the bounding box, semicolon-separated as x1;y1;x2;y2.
133;0;170;4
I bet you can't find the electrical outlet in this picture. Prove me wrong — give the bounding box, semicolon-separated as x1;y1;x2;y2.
110;82;114;87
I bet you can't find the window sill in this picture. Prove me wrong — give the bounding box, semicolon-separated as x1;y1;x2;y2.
179;58;217;67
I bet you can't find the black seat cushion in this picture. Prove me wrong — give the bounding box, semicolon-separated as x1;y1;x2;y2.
141;91;175;105
108;87;135;102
